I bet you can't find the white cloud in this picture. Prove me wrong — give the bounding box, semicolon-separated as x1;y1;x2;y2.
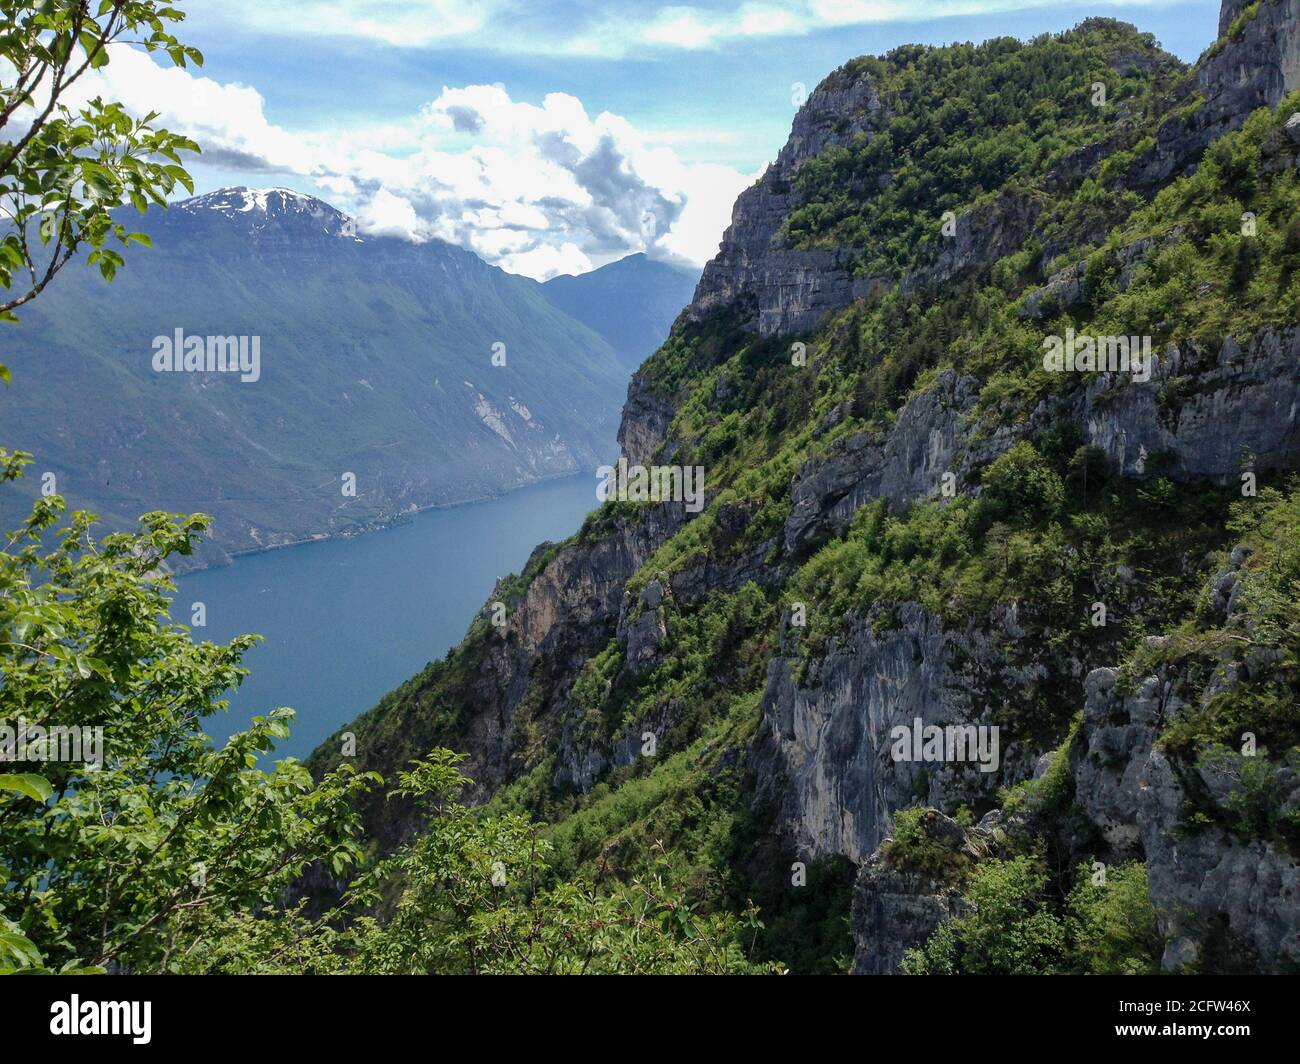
74;50;754;280
502;241;593;279
66;47;315;174
205;0;1188;58
355;187;427;241
207;0;501;49
657;163;750;266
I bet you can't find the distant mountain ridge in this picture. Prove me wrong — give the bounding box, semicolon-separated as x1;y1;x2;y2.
0;187;692;570
539;253;699;370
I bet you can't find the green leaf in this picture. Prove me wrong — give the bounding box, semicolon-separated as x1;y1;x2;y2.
0;774;54;802
0;931;43;969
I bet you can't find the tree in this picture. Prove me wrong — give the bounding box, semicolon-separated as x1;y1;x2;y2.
981;440;1066;524
0;449;380;973
901;855;1068;975
900;855;1160;975
0;444;776;975
0;0;201;381
178;749;782;975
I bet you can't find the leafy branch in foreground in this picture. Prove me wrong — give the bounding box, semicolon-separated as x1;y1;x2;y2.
0;0;202;380
0;454;777;974
0;454;378;973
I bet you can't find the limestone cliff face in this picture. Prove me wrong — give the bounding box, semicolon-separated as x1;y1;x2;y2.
686;34;1187;341
761;602;1041;864
1204;0;1300;115
1135;0;1300;186
785;325;1300;566
618;369;679;467
784;371;987;557
329;0;1300;972
767;328;1300;970
458;502;688;803
1076;644;1300;972
1072;327;1300;481
747;0;1300;970
693;0;1300;396
688;73;882;336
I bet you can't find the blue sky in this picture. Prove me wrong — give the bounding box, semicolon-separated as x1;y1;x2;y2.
80;1;1224;277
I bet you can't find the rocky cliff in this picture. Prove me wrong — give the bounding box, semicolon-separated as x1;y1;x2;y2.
315;2;1300;974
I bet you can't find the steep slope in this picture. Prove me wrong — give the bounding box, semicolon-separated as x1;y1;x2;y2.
313;7;1300;974
0;188;628;569
539;253;700;371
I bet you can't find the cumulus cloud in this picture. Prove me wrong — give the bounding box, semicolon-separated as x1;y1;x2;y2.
354;188;427;241
66;47;315;174
73;50;752;279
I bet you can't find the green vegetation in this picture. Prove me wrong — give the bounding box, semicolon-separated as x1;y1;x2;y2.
0;473;780;973
0;454;377;974
7;9;1300;976
782;22;1180;277
303;40;1300;976
181;750;779;974
882;807;976;882
901;855;1161;975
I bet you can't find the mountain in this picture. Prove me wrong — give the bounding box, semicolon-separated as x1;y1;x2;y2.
0;187;637;569
313;5;1300;973
538;253;699;371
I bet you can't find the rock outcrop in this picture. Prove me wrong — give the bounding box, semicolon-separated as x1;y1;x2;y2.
784;371;984;556
1134;0;1300;186
785;326;1300;568
762;603;1040;864
689;72;883;337
1071;327;1300;482
849;810;997;974
1076;655;1300;972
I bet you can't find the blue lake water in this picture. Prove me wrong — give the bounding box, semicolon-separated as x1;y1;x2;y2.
172;474;597;761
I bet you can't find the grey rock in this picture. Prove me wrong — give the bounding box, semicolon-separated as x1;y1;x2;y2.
1140;747;1300;973
762;602;1037;863
1019;259;1088;320
850;809;1001;973
784;371;980;555
1132;0;1300;187
1073;667;1167;859
640;578;665;610
1071;327;1300;482
1074;650;1300;972
689;69;883;337
617;370;678;467
1032;752;1055;780
902;190;1041;297
850;858;971;975
622;606;667;670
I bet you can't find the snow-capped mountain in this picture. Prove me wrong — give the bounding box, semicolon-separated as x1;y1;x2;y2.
174;186;359;239
0;188;690;570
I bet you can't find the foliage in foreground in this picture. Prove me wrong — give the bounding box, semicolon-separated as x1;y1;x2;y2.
186;750;780;975
0;455;376;973
0;471;778;974
0;0;201;381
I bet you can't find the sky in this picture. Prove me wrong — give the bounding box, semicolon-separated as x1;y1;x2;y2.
77;0;1224;279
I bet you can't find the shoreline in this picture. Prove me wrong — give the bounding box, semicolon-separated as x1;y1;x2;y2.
174;467;600;577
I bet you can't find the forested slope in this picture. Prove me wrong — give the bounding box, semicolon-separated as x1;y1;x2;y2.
310;2;1300;973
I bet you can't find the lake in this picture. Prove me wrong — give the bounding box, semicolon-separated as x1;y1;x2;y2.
173;474;597;761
